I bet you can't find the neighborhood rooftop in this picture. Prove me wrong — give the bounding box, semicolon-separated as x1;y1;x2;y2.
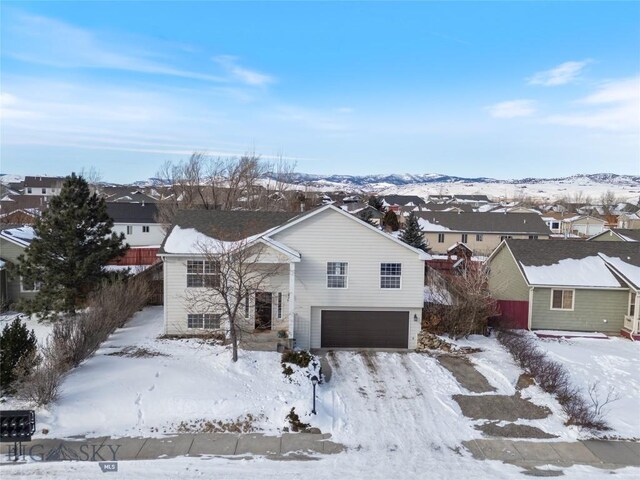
415;212;551;234
106;202;159;224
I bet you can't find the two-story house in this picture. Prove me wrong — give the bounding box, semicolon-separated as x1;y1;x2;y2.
159;204;429;349
416;212;551;255
23;176;65;196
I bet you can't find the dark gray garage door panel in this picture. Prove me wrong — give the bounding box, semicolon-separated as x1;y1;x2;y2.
321;310;409;348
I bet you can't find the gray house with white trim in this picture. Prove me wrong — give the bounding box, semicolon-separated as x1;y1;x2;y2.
159;204;429;349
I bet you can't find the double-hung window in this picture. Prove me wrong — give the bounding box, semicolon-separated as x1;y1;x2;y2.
327;262;348;288
187;260;220;288
551;289;574;310
126;225;133;235
187;313;221;329
476;234;483;242
461;234;468;243
380;263;401;289
142;226;150;233
629;292;637;318
277;292;283;319
437;233;445;243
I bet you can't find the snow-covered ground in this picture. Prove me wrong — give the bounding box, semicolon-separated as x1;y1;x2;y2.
532;335;640;439
0;312;53;347
3;308;638;479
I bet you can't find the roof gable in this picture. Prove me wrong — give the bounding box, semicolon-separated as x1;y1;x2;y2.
415;212;550;234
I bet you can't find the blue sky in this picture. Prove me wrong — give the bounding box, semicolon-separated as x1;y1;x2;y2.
1;2;639;183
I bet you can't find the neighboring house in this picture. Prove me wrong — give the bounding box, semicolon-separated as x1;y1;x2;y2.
487;239;640;338
100;186;159;204
106;202;165;247
541;212;576;234
451;194;490;206
381;195;427;208
561;215;607;237
159;204;429;349
588;229;640;242
339;203;384;225
0;194;49;223
23;176;65;196
618;213;640;229
0;227;36;309
415;212;551;255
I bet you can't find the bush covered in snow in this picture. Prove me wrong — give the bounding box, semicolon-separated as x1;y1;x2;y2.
281;349;312;368
497;330;613;431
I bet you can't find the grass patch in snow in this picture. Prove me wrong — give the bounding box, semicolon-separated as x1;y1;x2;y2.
107;346;169;358
174;414;265;433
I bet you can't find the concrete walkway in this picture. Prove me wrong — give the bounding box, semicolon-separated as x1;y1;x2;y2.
464;438;640;470
2;433;344;463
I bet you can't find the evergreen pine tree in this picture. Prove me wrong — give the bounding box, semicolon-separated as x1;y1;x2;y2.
368;195;384;211
0;318;38;391
399;212;428;251
382;210;400;231
17;173;128;316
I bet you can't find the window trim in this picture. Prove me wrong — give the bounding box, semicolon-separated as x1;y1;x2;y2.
142;225;150;233
326;261;348;289
550;289;575;311
187;313;221;329
380;262;402;289
461;233;468;243
126;225;133;235
629;291;637;318
277;292;283;319
20;277;41;293
437;233;445;243
476;234;483;242
186;260;221;288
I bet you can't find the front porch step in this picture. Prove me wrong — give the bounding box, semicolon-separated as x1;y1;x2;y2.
620;328;640;341
239;331;284;351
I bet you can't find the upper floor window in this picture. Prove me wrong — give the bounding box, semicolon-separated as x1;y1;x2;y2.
437;233;445;243
476;234;483;242
500;235;513;241
126;226;133;235
187;313;221;329
42;188;46;194
461;234;468;243
380;263;401;289
27;188;32;194
529;235;538;240
142;226;150;233
551;289;574;311
187;260;220;288
327;262;348;288
629;292;637;318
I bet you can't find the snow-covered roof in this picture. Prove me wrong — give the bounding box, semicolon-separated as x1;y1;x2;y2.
0;226;36;247
599;254;640;289
520;256;623;288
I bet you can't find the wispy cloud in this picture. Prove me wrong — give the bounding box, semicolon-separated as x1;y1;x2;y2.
4;11;226;82
486;99;537;118
527;60;592;86
545;76;639;131
214;55;275;86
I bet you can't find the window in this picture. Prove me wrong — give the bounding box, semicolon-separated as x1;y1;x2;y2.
461;234;468;243
20;277;41;292
380;263;401;289
187;313;221;329
126;226;133;235
142;226;150;233
529;235;538;240
187;260;220;288
476;234;483;242
437;233;445;243
27;188;32;194
500;235;513;241
327;262;348;288
551;289;574;310
551;222;560;230
244;293;250;318
629;292;637;318
277;292;283;319
42;188;46;194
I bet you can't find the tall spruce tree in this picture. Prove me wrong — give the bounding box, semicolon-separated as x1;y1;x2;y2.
17;174;127;316
358;209;377;227
399;212;428;251
368;195;384;211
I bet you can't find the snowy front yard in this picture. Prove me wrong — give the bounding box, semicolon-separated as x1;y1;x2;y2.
3;307;639;479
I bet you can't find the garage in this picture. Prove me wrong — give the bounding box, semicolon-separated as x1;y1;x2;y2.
320;310;409;348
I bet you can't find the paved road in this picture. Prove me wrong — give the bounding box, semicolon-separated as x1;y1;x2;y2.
464;438;640;471
1;433;344;463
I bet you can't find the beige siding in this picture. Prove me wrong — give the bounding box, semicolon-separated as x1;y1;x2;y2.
0;238;37;305
531;288;628;333
424;232;549;255
272;208;424;349
487;245;530;301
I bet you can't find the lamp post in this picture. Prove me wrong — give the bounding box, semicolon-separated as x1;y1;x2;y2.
311;375;318;415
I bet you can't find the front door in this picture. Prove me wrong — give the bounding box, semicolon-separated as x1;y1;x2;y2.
255;292;273;330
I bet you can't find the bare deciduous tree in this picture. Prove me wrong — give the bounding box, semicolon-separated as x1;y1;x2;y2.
183;236;286;362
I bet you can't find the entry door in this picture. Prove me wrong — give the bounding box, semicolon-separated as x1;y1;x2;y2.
255;292;273;330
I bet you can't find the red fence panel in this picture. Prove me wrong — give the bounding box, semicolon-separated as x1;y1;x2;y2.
494;300;529;329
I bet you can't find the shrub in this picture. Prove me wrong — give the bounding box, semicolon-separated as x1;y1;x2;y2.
18;351;62;405
497;330;612;430
281;350;312;368
285;407;309;432
0;318;39;392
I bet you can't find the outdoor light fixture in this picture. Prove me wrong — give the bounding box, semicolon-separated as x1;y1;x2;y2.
311;375;319;415
414;314;418;322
